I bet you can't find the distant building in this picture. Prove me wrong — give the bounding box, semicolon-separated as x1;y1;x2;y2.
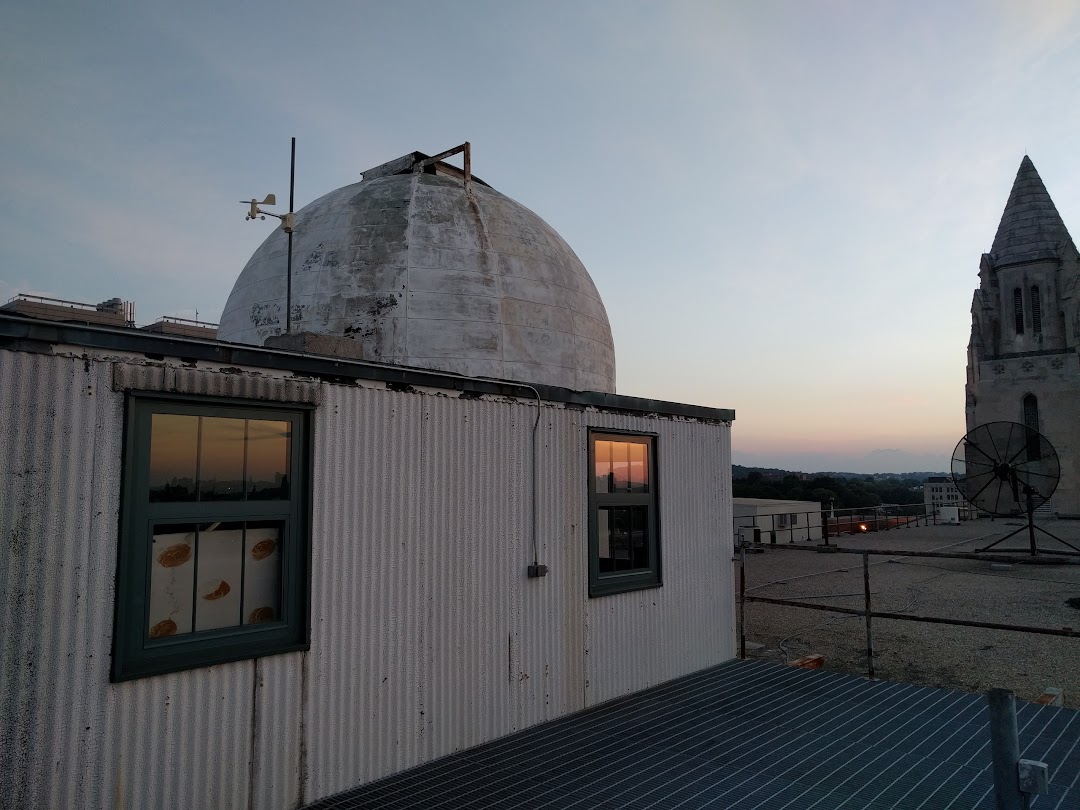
0;294;217;338
733;497;823;542
966;157;1080;517
1;294;135;327
923;475;972;517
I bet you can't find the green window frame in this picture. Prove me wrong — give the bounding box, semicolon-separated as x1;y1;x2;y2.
588;431;661;597
112;394;311;681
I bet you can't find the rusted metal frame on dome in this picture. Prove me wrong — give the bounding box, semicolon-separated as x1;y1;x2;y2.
414;142;472;193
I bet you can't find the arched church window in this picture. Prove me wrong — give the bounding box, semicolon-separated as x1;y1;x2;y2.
1023;393;1040;461
1030;286;1042;334
1023;393;1039;431
1013;288;1024;334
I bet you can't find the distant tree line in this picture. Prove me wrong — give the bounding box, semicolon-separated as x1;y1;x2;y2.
733;470;926;509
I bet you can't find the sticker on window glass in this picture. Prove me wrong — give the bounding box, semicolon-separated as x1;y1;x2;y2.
149;524;197;638
243;521;282;624
194;522;244;631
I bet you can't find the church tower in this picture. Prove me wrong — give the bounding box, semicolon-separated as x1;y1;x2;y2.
967;156;1080;516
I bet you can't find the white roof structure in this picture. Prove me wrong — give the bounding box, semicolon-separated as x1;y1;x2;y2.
218;149;616;393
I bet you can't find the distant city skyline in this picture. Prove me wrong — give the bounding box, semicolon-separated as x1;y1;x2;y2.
3;2;1079;473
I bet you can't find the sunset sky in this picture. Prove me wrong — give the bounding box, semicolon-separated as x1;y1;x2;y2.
3;1;1079;473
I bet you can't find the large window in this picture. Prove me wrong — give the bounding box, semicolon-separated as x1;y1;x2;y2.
588;432;660;596
112;395;310;681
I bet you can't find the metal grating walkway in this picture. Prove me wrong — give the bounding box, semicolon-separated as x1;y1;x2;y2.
305;659;1080;809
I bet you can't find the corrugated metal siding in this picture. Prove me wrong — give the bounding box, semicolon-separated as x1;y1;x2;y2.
0;350;263;810
511;408;587;733
2;348;733;809
252;654;303;810
305;386;427;799
0;350;112;810
581;413;734;707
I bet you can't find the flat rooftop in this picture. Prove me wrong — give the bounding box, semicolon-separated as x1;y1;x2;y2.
305;659;1080;809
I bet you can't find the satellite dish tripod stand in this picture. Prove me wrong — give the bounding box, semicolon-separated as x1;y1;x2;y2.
977;465;1080;557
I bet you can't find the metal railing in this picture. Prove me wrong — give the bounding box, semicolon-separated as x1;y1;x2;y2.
737;543;1080;680
6;293;102;310
157;315;219;328
733;502;981;548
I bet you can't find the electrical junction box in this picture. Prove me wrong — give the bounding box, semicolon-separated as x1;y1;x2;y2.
1018;759;1049;795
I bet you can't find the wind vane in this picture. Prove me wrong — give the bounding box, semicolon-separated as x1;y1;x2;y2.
241;137;298;332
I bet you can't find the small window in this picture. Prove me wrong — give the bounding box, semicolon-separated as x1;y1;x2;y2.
113;396;310;681
1030;286;1042;334
1023;394;1041;462
589;432;660;596
1013;288;1024;335
775;513;790;529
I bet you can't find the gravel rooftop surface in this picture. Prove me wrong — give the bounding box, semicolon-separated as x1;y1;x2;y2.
737;518;1080;707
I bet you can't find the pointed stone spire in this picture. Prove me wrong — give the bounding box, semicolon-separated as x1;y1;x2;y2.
990;156;1073;267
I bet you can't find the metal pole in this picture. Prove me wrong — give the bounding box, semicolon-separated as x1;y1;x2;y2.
739;544;746;659
863;552;875;680
286;136;296;334
1026;487;1037;556
987;688;1023;810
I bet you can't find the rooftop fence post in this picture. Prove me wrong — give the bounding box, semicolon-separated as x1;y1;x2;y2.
739;543;747;659
863;552;875;680
987;688;1023;810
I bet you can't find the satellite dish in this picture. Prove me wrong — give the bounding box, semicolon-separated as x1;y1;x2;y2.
951;421;1059;516
951;421;1078;557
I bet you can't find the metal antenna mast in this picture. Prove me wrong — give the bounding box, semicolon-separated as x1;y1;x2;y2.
241;137;298;334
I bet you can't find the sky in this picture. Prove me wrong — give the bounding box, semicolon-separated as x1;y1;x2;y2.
3;1;1080;474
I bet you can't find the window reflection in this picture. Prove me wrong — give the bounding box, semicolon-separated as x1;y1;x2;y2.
595;440;612;493
597;506;649;573
148;415;291;503
200;418;246;501
149;415;198;502
594;439;649;494
247;420;290;499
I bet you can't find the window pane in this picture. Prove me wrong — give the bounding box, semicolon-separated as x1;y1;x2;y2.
629;442;648;493
247;420;290;499
243;521;283;624
149;414;198;502
612;442;630;492
611;507;632;571
200;417;246;501
194;522;244;631
149;523;198;638
630;507;649;569
598;507;614;572
595;440;612;494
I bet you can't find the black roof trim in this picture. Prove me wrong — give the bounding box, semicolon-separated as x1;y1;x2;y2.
0;314;734;423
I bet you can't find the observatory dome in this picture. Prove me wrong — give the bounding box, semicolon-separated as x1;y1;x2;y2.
218;149;616;392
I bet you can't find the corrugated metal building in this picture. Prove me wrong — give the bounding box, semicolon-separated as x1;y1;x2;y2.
0;315;735;809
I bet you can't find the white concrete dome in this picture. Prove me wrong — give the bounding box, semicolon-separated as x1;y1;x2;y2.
218;151;616;392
